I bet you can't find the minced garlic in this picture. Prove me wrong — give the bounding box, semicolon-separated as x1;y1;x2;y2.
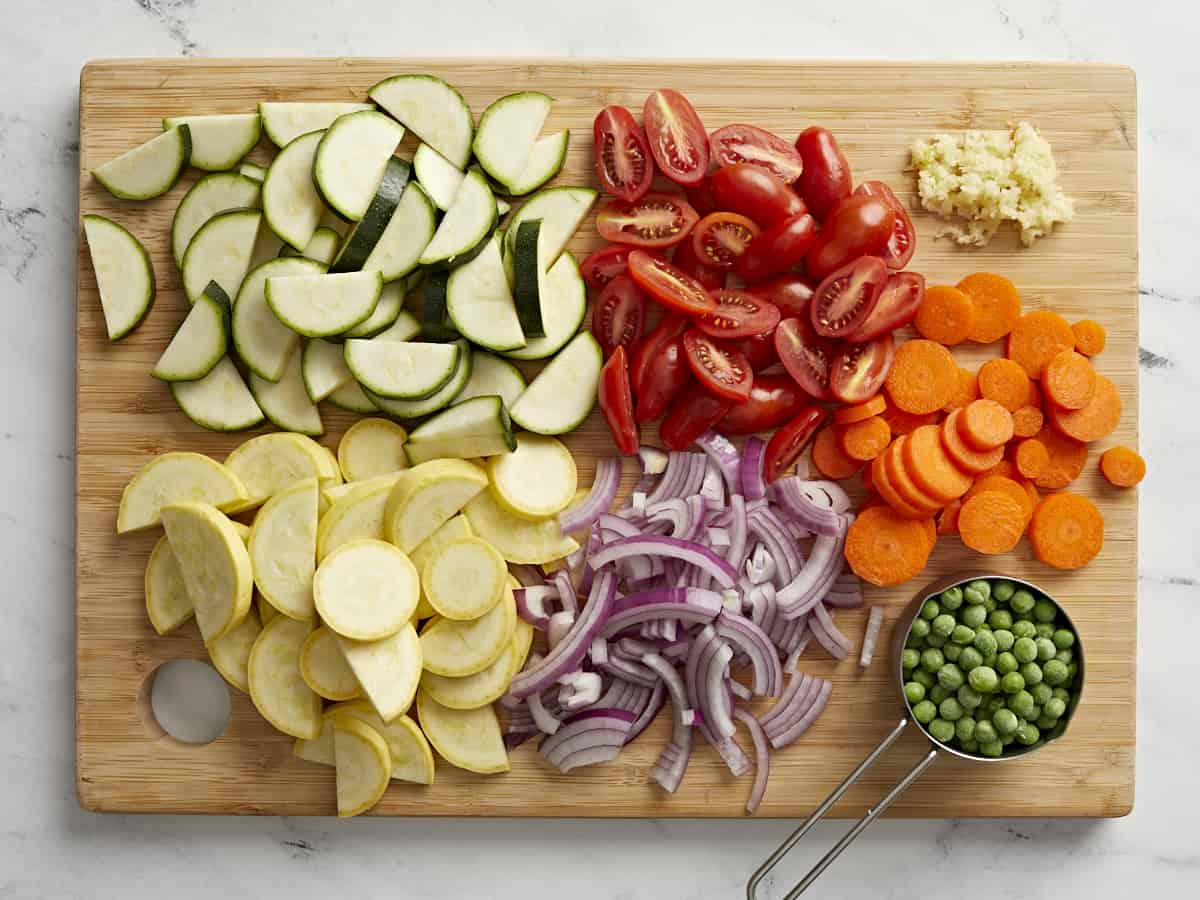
910;121;1074;247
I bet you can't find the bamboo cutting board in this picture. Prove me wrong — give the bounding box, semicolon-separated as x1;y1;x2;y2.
76;59;1137;817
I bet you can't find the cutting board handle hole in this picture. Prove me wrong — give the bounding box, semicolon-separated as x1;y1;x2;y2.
138;658;231;746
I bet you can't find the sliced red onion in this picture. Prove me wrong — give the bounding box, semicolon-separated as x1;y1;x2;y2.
591;535;738;589
598;512;641;540
547;611;575;649
643;653;695;794
647;452;688;504
540;709;636;772
510;564;547;587
646;498;691;538
559;671;603;711
799;479;852;514
615;636;663;657
744;542;776;586
716;734;753;777
638;446;669;476
824;569;865;609
783;634;811;674
760;672;813;731
699;462;725;505
716;609;783;697
772;476;843;536
740;436;768;501
809;604;852;660
559;458;621;534
860;606;884;669
731;680;753;701
515;585;557;630
695;430;742;495
602;589;724;637
704;643;737;739
598;657;659;688
659;618;678;642
683;494;708;542
589;637;609;665
631;491;647;514
708;526;731;548
724;494;749;570
748;505;802;585
529;690;563;735
627;680;665;742
776;521;847;618
733;706;770;815
763;675;822;743
768;679;832;749
551;569;578;616
777;616;808;656
678;453;708;499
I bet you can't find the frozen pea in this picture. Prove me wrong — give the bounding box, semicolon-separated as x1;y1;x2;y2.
1013;637;1037;664
1031;683;1053;706
909;617;930;640
973;630;998;657
932;614;957;638
929;718;955;743
926;633;948;649
968;666;999;693
1008;690;1035;719
904;681;926;703
994;629;1015;652
1001;733;1016;746
981;653;998;669
1053;629;1076;650
992;580;1016;602
943;643;962;662
1012;620;1037;639
938;664;965;691
940;697;965;721
958;647;984;672
951;624;976;645
1052;687;1070;703
993;708;1019;735
979;739;1004;757
1033;599;1057;623
1042;659;1070;686
913;669;936;689
1016;722;1041;746
1010;590;1036;614
960;739;980;754
913;700;937;724
902;648;921;671
1020;662;1044;686
984;597;998;612
1035;622;1056;640
1036;714;1060;730
957;685;983;710
1044;696;1067;719
961;604;987;629
976;622;993;633
1001;671;1026;694
996;652;1018;675
988;609;1013;630
929;685;951;705
974;720;998;744
940;586;964;610
920;599;940;620
955;717;976;741
1028;705;1042;721
964;580;991;604
920;648;945;673
983;696;1007;717
1035;637;1056;661
906;632;925;649
1067;661;1079;681
1055;648;1074;665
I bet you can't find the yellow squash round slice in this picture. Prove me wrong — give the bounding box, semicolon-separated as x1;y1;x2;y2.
422;536;506;620
316;475;400;561
314;539;419;640
223;433;328;512
407;514;473;621
207;608;262;694
416;688;509;774
118;452;248;533
160;502;253;642
332;714;392;817
337;418;409;482
335;622;422;722
487;434;577;519
247;615;322;739
463;489;579;565
249;478;319;621
383;459;488;553
420;618;532;710
144;535;194;635
419;582;516;677
300;626;361;701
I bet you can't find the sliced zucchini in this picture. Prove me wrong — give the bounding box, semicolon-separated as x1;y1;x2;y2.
249;349;324;436
171;171;261;268
335;623;422;724
463;489;579;565
369;74;473;168
418;585;516;678
265;270;382;338
247;615;321;740
92;125;191;200
118;451;248;534
233;256;325;382
249;226;286;269
418;271;457;342
258;101;373;149
330;158;410;273
488;435;577;520
416;689;509;774
359;181;436;282
160;501;253;642
223;432;328;509
181;207;262;304
337;418;409;481
301;338;353;402
332;715;392;817
171;356;265;432
313;110;406;222
408;395;512;444
162;113;261;171
418;168;497;269
151;280;231;382
506;130;569;196
249;477;319;621
344;338;459;400
510;331;602;434
279;226;341;265
300;626;361;701
239;162;267;182
497;198;511;217
82;214;155;341
314;538;419;640
472;92;553;191
420;619;532;709
145;535;194;635
512;219;544;337
316;476;400;561
412;142;463;211
373;306;422;342
457;351;526;408
343;281;406;339
502;250;587;360
383;458;488;553
261;130;325;251
445;235;525;352
366;339;470;420
403;432;516;465
421;536;507;620
326;380;378;414
503;185;597;270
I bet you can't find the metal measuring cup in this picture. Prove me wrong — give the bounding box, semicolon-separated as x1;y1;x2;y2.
746;571;1085;900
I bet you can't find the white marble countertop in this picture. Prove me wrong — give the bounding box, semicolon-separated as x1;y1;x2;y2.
3;0;1197;896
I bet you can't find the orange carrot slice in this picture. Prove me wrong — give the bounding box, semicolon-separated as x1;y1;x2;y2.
1032;427;1088;490
914;285;976;345
884;437;944;514
957;272;1021;343
834;394;887;426
903;424;974;503
959;399;1015;450
1006;310;1075;379
840;415;891;461
1011;405;1045;439
977;358;1031;412
881;406;939;435
942;367;981;412
958;492;1026;554
940;408;1005;475
1071;319;1107;357
1047;374;1122;443
884;339;959;414
1014;438;1050;480
964;474;1035;522
811;425;864;480
937;499;962;535
1029;493;1104;569
1100;446;1145;487
872;453;937;520
844;505;932;587
1042;350;1096;410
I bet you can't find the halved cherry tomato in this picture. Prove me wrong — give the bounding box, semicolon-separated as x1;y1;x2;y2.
581;244;638;289
774;316;834;401
627;250;719;317
598;345;639;454
671;232;724;290
854;180;916;270
734;212;816;283
710;163;807;226
660;385;733;451
691;212;760;270
795;127;852;221
685;178;719;216
709;124;805;183
747;274;814;319
642;89;709;186
809;255;888;339
804;195;895;282
719;331;777;370
682;329;753;403
763;406;829;482
719;373;811;435
591;275;647;358
596;192;698;248
593;105;654;202
630;313;688;397
829;333;896;404
845;271;925;343
695;289;781;339
635;333;691;423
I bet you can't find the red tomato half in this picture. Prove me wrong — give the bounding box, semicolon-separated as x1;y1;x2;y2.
719;331;777;370
763;406;829;482
718;373;811;435
685;178;719;216
682;329;753;403
734;212;816;283
671;232;725;290
581;244;637;289
748;274;814;320
591;275;647;359
695;289;781;339
829;333;896;404
691;211;760;270
709;124;805;183
596;192;698;248
642;89;709;186
634;332;691;423
774;316;834;401
627;250;719;317
710;163;807;226
630;313;688;397
660;385;733;451
598;346;639;454
854;180;917;270
795;126;853;221
593;105;654;202
804;195;895;282
809;255;889;339
846;271;925;343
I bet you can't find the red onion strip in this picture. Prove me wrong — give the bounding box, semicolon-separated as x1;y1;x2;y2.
733;706;770;815
860;606;884;669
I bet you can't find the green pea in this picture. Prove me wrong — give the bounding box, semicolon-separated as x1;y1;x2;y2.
984;597;998;612
1028;705;1042;721
943;643;962;662
939;697;965;721
912;699;937;724
928;718;956;743
906;632;924;649
983;696;1007;716
1052;687;1070;704
920;648;945;673
1010;589;1036;614
1012;620;1037;639
988;609;1013;630
902;648;921;671
973;631;998;657
957;684;983;710
909;617;930;640
974;720;998;743
976;622;993;633
1055;648;1074;665
1035;622;1057;640
926;634;948;649
1008;690;1035;719
1067;662;1079;683
979;739;1004;757
968;666;999;693
913;669;936;689
962;606;988;631
932;614;957;638
1016;722;1041;746
1053;629;1076;650
929;684;950;705
1033;598;1057;623
1012;637;1036;664
939;586;964;610
955;717;976;741
960;738;980;754
1031;683;1053;706
993;629;1015;652
938;664;965;691
1034;637;1055;661
1001;671;1026;694
981;653;997;669
958;647;984;672
993;708;1019;735
1042;659;1069;686
996;652;1018;675
951;624;976;645
1001;733;1016;746
1020;662;1044;686
904;681;926;703
1036;714;1060;730
992;580;1016;602
920;599;940;620
966;579;991;602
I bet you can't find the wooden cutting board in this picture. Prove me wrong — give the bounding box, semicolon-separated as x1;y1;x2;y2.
76;59;1137;817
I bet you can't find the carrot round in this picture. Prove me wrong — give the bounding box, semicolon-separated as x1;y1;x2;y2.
844;505;932;587
1011;405;1045;439
940;409;1005;475
1014;438;1050;479
1072;319;1107;357
811;425;864;480
914;285;976;345
882;406;939;436
840;415;891;461
834;394;887;425
942;367;981;412
982;459;1018;481
964;474;1035;522
872;453;937;520
959;399;1014;450
1023;379;1043;409
1021;478;1040;513
1042;350;1096;410
903;424;974;503
1029;493;1104;570
1047;374;1122;443
885;339;959;414
1032;427;1088;490
1100;446;1146;487
977;358;1031;412
1006;310;1075;379
884;437;944;514
958;272;1021;343
958;492;1026;555
937;499;962;535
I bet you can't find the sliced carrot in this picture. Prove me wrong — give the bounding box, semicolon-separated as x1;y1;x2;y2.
1072;319;1107;357
1042;350;1096;410
1014;438;1050;480
964;474;1035;522
940;408;1005;475
1029;492;1104;569
1011;405;1045;439
937;499;962;535
1032;427;1088;490
884;339;959;414
914;285;976;345
920;516;938;550
1006;310;1075;379
977;358;1031;412
942;367;980;412
840;415;891;461
1047;374;1122;443
1100;446;1146;487
844;505;932;587
881;406;939;436
903;424;974;503
958;492;1026;555
1024;379;1043;409
958;272;1021;343
1021;478;1040;512
811;425;864;480
834;394;887;425
982;459;1018;481
884;437;944;514
872;453;937;520
959;399;1015;450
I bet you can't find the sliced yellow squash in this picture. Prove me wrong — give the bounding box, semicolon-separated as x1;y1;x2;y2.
144;535;194;635
223;433;327;512
463;489;579;565
248;478;318;621
247;615;321;739
416;689;509;774
314;539;419;640
299;626;361;701
383;458;487;553
407;513;472;620
419;582;516;677
118;452;248;533
316;475;401;561
336;700;435;784
160;502;253;642
337;418;409;482
487;434;577;519
336;622;422;722
332;714;392;817
420;618;532;710
422;536;507;620
207;607;262;693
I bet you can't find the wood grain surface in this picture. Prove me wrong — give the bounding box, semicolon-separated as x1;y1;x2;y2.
76;58;1137;817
